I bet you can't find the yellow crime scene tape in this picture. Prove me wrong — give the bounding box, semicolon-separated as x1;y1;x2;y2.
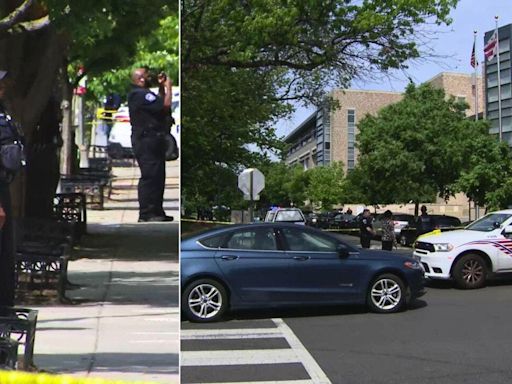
0;371;158;384
417;229;442;240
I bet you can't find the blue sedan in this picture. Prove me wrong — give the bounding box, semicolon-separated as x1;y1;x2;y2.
181;223;425;322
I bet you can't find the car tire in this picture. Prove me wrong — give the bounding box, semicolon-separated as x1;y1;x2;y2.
452;254;487;289
182;279;228;322
367;273;406;313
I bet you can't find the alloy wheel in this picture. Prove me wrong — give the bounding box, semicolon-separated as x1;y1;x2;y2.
461;259;484;284
188;283;223;319
370;278;402;311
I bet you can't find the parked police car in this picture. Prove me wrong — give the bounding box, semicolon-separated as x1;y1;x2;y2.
107;86;180;159
413;210;512;289
264;208;306;225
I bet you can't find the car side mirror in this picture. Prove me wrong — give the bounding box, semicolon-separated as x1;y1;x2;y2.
337;244;350;258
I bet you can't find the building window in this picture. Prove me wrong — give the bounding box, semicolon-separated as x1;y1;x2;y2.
499;38;510;53
347;109;356;170
315;105;331;166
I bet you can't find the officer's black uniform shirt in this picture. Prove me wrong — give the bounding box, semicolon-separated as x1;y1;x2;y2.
416;214;435;235
360;216;373;237
0;102;16;142
127;85;167;136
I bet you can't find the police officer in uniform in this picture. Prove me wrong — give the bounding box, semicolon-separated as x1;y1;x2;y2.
0;70;16;306
128;68;173;222
359;208;375;249
416;205;435;238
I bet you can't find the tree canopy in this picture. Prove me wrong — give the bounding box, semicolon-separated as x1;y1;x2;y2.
258;161;308;208
353;82;509;213
0;0;178;213
454;125;512;210
305;162;346;211
182;0;460;209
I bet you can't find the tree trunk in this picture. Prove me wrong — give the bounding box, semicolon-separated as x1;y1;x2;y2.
414;201;419;219
0;25;65;303
59;70;74;176
0;27;64;217
25;96;61;217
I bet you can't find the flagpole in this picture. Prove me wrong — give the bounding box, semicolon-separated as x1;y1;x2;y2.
474;30;479;121
496;15;502;141
473;30;480;220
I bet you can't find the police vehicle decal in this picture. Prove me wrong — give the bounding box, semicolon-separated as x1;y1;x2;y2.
458;239;512;255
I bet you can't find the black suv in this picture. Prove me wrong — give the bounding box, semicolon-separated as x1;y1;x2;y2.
399;214;462;246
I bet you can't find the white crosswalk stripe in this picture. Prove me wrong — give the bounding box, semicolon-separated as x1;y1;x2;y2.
197;381;314;384
181;318;332;384
181;327;282;340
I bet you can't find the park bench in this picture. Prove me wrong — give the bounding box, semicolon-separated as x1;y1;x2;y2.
15;251;69;301
0;306;37;370
14;193;88;300
53;192;87;240
58;156;113;211
0;337;18;369
60;175;106;210
14;218;77;302
81;156;114;196
88;144;109;159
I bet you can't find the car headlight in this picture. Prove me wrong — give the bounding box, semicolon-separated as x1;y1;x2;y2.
432;243;453;252
404;260;422;270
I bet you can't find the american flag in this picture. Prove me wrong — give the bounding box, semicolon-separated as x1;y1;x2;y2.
470;41;477;68
484;29;498;61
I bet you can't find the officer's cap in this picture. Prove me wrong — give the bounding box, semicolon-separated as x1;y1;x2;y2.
0;71;7;81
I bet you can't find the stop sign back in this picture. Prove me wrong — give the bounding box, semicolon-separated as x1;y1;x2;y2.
238;168;265;200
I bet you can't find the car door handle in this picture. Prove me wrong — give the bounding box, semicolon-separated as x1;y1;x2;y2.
293;255;310;261
221;255;239;261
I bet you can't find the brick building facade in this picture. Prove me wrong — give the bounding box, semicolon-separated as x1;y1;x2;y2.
284;72;485;219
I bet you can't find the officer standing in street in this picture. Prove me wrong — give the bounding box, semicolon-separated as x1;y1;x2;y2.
0;70;16;306
128;67;173;222
359;208;375;249
416;205;435;238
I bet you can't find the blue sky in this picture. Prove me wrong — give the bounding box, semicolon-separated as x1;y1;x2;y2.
276;0;511;138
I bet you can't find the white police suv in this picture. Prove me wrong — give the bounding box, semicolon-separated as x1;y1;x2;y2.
413;210;512;289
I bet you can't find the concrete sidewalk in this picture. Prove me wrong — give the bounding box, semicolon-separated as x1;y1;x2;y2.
30;160;180;383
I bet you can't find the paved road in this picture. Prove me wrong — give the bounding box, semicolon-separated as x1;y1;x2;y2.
286;279;512;384
181;318;330;384
182;234;512;384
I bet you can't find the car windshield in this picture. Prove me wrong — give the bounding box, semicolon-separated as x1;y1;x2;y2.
435;217;461;227
466;213;512;232
264;211;275;222
275;210;304;222
393;214;413;222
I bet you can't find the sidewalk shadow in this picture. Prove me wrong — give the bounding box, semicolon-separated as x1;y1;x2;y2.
68;270;179;307
73;223;178;262
35;352;179;375
37;310;180;325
